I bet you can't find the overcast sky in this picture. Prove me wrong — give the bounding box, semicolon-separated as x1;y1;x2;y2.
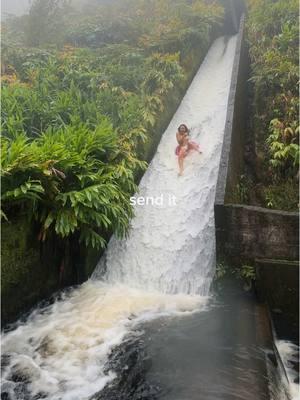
1;0;32;17
1;0;97;19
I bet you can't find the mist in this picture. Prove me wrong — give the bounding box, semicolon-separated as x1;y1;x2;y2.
1;0;120;20
1;0;31;18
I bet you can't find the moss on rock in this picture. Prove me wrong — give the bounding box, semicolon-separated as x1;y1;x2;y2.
1;215;59;324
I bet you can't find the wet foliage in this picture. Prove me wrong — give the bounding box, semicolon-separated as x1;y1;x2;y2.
246;0;299;210
1;0;224;249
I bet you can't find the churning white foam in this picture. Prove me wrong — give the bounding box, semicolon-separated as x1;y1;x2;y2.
1;282;206;400
276;340;299;400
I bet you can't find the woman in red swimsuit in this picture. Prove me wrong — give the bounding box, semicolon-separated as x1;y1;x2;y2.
175;124;201;176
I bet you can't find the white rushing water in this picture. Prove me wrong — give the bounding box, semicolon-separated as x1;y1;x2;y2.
1;35;237;400
94;35;237;295
276;341;299;400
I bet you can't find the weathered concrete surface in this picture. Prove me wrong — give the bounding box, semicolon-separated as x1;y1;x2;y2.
1;216;59;325
214;15;299;264
213;12;299;342
1;215;89;325
215;14;249;206
255;258;299;334
215;204;299;263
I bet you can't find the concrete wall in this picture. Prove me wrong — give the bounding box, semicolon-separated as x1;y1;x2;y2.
215;204;299;264
255;259;299;332
215;14;248;206
214;15;299;265
214;14;299;332
2;216;62;324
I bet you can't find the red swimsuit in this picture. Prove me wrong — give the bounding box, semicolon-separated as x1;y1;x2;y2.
175;141;200;156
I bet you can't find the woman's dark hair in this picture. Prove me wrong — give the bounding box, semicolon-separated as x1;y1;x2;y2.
178;124;189;133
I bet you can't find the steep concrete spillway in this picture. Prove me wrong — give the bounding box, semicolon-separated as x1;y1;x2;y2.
94;35;238;295
1;35;238;400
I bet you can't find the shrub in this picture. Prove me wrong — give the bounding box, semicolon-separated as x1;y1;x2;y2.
246;0;299;210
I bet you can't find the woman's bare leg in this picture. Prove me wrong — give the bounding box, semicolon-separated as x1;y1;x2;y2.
178;157;184;175
178;148;186;175
188;142;202;153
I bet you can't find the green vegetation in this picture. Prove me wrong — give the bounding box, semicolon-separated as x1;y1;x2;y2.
1;0;224;251
245;0;299;210
214;261;256;291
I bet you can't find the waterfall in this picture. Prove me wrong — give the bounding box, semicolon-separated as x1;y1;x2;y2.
93;35;237;295
1;35;238;400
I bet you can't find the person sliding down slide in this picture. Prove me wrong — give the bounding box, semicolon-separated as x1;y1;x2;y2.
175;124;202;176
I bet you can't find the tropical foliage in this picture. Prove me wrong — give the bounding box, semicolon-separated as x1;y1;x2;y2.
1;0;224;250
246;0;299;210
